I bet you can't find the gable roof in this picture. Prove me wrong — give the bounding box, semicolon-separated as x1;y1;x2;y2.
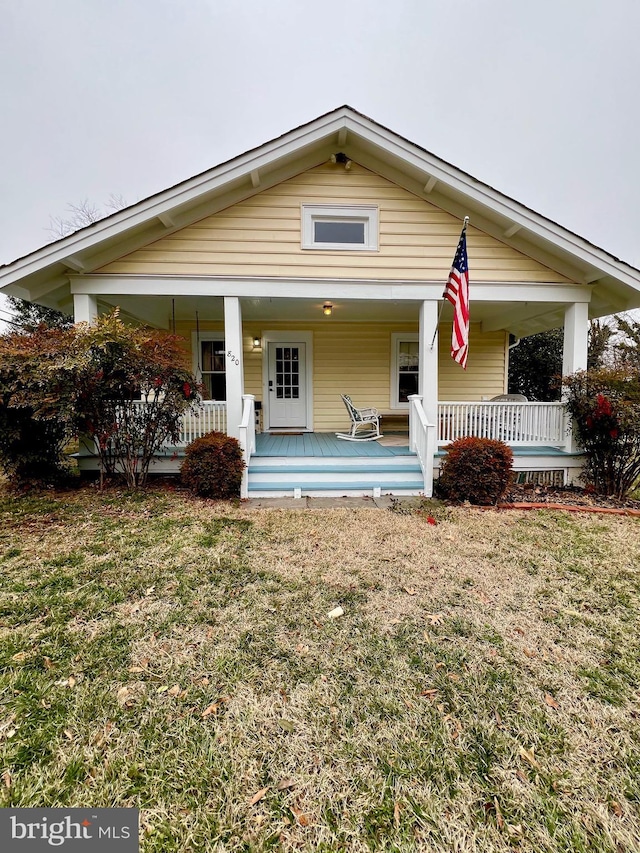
2;105;640;322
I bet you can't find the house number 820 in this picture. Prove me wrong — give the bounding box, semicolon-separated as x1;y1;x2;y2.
227;350;240;366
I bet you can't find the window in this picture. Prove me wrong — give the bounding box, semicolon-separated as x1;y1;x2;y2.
200;339;226;400
391;334;419;408
302;204;378;251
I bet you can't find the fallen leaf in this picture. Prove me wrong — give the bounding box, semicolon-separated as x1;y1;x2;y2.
157;685;169;694
394;800;402;826
63;729;74;740
202;697;230;718
116;686;131;706
67;676;77;688
447;672;461;682
426;613;445;626
278;719;296;732
513;627;525;636
544;693;560;710
523;647;537;658
249;786;270;806
2;770;11;789
43;656;54;670
144;586;155;596
128;666;146;674
291;804;310;826
494;710;503;728
277;778;295;790
515;769;528;783
519;746;540;770
419;688;438;700
403;587;417;596
168;685;182;697
295;644;310;655
11;652;28;662
610;800;623;817
425;516;437;526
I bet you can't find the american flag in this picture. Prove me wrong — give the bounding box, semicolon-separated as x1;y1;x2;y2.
443;224;470;369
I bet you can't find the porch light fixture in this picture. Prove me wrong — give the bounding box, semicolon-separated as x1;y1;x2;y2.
252;336;262;349
330;152;352;171
323;302;333;316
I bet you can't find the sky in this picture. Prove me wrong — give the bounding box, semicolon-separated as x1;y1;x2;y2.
1;0;639;328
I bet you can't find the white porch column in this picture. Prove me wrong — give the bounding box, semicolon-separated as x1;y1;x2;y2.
418;300;439;426
73;293;98;324
224;296;245;440
562;301;589;454
562;302;589;378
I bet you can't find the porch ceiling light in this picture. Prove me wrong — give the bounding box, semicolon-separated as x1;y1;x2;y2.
323;302;333;316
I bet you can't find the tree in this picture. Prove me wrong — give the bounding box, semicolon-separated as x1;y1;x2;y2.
5;297;72;332
509;321;616;401
0;311;198;489
614;313;640;370
508;329;563;401
588;319;615;370
46;195;127;240
0;326;75;485
70;312;198;488
2;196;127;334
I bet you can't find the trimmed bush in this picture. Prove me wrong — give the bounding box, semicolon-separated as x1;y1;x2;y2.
180;431;245;499
437;437;513;505
563;368;640;498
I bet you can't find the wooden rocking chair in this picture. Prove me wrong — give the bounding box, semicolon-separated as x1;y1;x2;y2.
336;394;383;441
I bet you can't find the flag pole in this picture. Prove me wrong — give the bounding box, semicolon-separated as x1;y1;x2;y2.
430;216;469;349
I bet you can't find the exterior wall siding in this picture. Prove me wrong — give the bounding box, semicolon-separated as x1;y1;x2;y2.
99;163;569;283
180;320;507;432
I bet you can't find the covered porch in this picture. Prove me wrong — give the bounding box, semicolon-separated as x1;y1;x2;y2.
71;287;589;498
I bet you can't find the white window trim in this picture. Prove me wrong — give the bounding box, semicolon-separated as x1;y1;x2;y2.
390;333;419;410
191;331;226;399
301;204;379;251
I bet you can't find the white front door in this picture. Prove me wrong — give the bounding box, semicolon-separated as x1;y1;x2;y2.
267;342;307;428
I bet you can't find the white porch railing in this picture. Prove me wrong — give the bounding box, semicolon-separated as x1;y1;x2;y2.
408;394;437;496
130;399;227;447
177;401;227;446
238;394;256;499
437;401;568;447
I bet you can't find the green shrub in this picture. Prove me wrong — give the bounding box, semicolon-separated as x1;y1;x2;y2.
0;402;71;487
563;368;640;498
437;437;513;505
180;431;245;499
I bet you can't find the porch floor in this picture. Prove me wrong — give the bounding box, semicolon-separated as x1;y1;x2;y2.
254;432;414;457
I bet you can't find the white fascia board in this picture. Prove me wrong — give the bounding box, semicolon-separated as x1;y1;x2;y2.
70;274;591;304
344;112;640;291
0;113;349;288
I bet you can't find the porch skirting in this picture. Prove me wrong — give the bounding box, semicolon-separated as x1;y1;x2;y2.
73;434;584;498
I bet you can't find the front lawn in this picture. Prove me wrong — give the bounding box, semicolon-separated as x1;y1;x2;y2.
1;487;639;852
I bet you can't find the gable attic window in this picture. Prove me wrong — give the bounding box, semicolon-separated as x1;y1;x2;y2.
302;204;378;251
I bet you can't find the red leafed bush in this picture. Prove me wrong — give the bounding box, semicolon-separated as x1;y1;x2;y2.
437;437;513;505
180;431;245;499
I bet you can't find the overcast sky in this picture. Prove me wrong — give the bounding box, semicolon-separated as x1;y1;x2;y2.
1;0;639;327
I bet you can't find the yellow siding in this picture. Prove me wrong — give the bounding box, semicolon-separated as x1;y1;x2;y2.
179;320;506;431
98;163;569;283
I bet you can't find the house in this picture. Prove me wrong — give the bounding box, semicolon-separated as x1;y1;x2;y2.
2;106;640;498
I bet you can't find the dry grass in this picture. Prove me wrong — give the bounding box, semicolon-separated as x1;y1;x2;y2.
1;485;639;852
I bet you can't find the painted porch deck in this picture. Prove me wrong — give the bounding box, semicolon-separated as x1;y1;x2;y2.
253;432;414;457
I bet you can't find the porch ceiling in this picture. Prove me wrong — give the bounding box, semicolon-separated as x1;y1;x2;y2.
97;293;567;334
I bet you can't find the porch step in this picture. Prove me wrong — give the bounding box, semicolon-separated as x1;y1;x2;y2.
247;455;424;497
